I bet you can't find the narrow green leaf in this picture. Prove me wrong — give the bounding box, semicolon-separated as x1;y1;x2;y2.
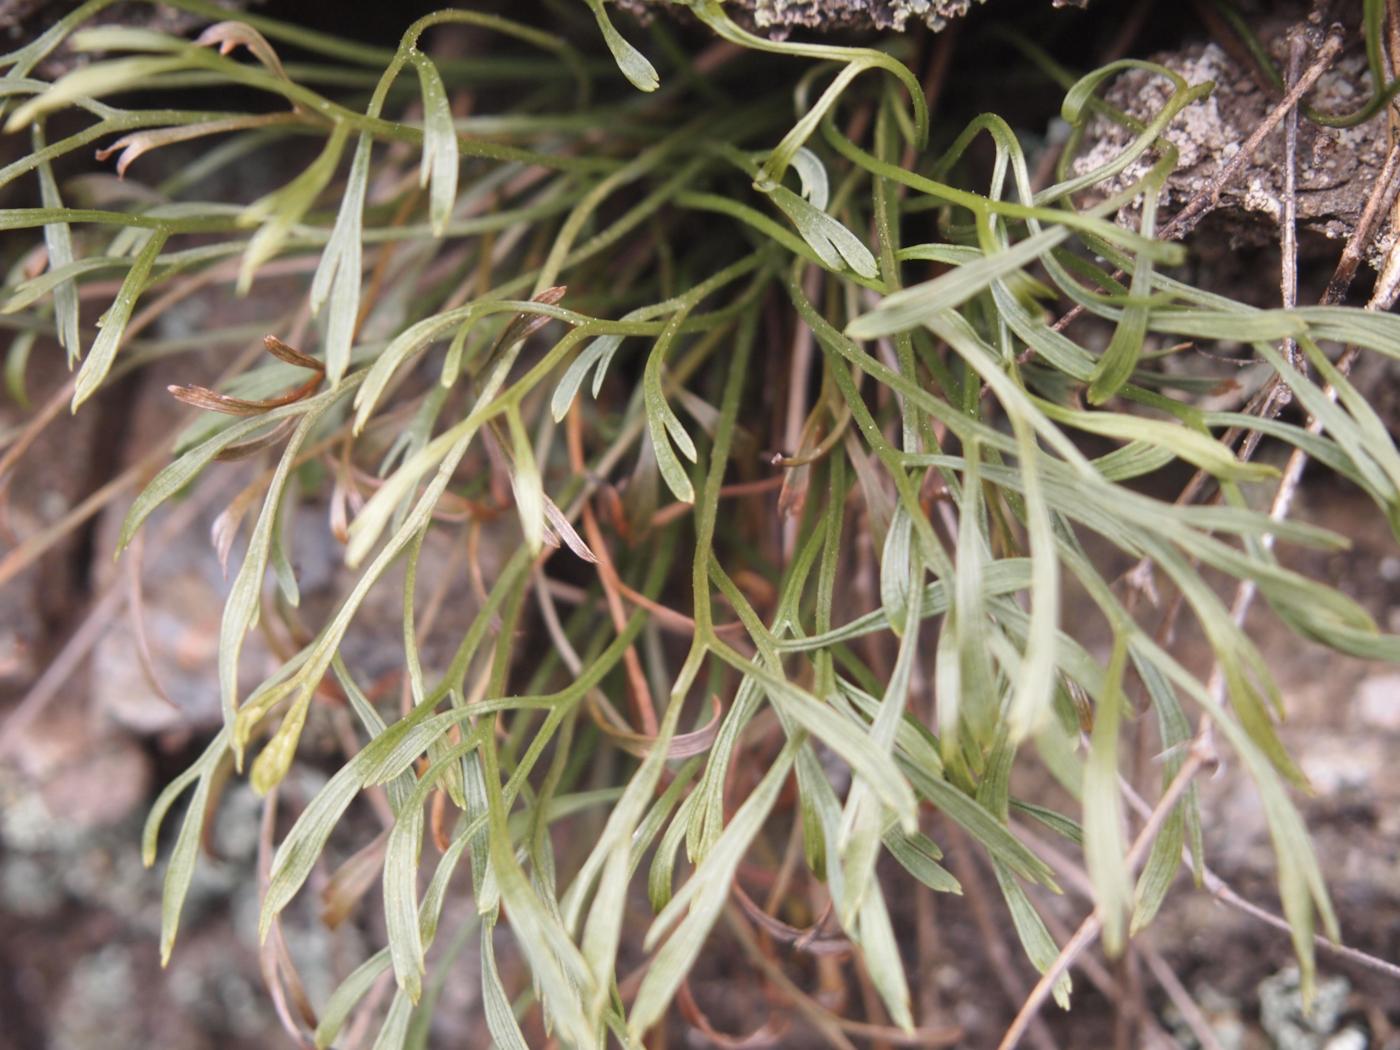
221;406;324;748
902;761;1058;889
1130;656;1190;934
1035;398;1276;483
260;708;459;942
270;515;299;607
643;313;697;503
409;51;457;235
585;0;659;92
33;123;78;361
118;378;357;552
951;441;999;750
384;739;478;1003
1011;801;1084;844
309;131;369;384
579;702;681;1026
648;790;698;913
492;841;593;1047
1091;440;1175;481
237;122;349;294
878;505;914;635
1087;186;1157;404
778;559;1033;653
856;879;914;1031
1005;416;1060;741
2;257;120;317
506;408;545;555
848;223;1071;339
158;762;216;966
551;333;617;420
790;146;830;210
482;924;530;1050
632;736;800;1039
73;228;167;408
838;602;919;926
317;794;487;1046
4;329;36;408
885;826;961;893
5;55;189;130
370;991;413;1050
713;643;918;827
143;731;228;966
993;860;1072;1010
1083;632;1132;955
763;182;878;278
314;951;390;1049
354;309;468;433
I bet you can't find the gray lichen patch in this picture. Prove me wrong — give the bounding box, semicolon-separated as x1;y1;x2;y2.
1071;39;1395;270
747;0;979;33
626;0;1086;34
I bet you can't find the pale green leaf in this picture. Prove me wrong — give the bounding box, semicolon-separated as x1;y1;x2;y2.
73;228;167;408
482;925;530;1050
260;708;460;942
33;124;78;360
763;182;878;278
885;826;961;893
237;123;350;294
631;736;800;1039
790;146;830;210
1083;633;1132;955
309;131;370;384
506;408;545;554
585;0;659;92
993;860;1072;1010
410;51;457;236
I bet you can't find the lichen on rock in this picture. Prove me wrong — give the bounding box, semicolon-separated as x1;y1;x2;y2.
625;0;1073;34
747;0;978;32
1071;35;1395;269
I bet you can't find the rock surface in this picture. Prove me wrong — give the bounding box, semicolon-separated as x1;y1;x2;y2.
624;0;1087;34
1072;36;1396;269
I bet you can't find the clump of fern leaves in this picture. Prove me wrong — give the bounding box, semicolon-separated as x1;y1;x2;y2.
3;1;1400;1046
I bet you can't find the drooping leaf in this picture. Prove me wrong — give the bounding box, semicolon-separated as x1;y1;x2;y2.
409;50;458;236
584;0;659;92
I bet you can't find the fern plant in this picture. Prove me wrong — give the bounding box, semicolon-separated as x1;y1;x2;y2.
3;1;1398;1045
